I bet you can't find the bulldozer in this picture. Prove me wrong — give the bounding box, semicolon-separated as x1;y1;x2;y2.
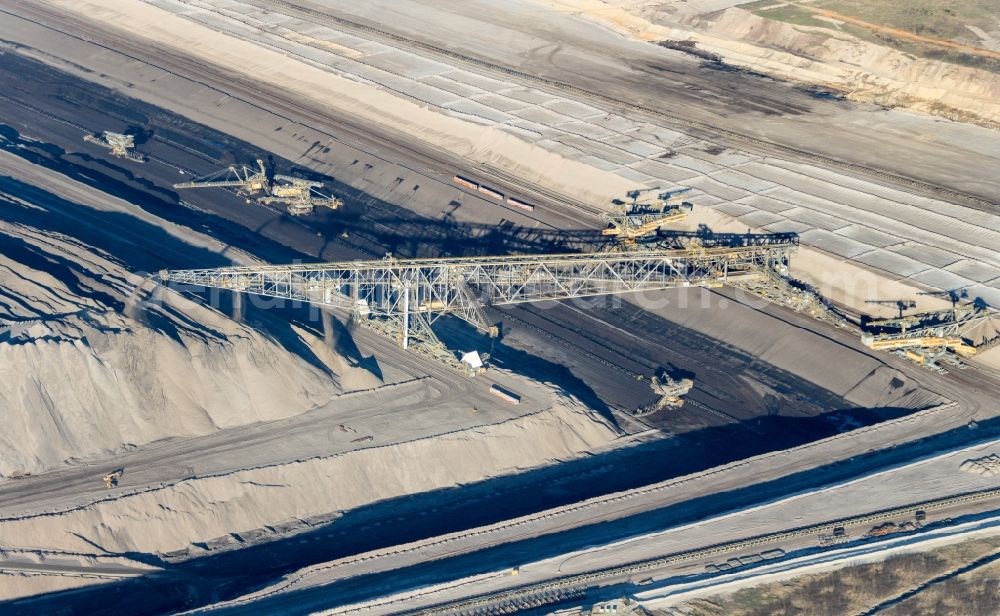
103;469;124;489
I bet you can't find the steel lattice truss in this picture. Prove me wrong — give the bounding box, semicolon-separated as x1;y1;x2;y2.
869;304;987;337
162;245;790;338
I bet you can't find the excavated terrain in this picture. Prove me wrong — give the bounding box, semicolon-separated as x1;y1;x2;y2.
0;1;997;613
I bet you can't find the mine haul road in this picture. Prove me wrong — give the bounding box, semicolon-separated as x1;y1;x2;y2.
247;0;1000;209
1;2;1000;613
1;0;998;543
191;453;1000;614
6;0;1000;214
0;18;962;450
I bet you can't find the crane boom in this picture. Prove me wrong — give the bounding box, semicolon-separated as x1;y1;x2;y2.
273;174;323;188
84;131;145;162
867;304;984;333
602;188;693;245
173;160;270;194
862;335;977;357
861;301;996;367
173;179;255;189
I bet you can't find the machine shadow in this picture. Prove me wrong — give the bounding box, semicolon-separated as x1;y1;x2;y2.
3;121;799;415
5;403;980;616
0;52;941;616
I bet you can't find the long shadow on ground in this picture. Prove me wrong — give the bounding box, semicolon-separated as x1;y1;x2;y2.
4;408;989;616
0;53;952;615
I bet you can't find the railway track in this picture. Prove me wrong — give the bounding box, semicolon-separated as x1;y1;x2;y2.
0;54;779;430
2;6;998;615
1;78;815;436
404;485;1000;615
253;0;999;212
15;0;998;226
3;1;606;234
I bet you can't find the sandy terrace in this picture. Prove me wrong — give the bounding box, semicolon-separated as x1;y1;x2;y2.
29;0;1000;311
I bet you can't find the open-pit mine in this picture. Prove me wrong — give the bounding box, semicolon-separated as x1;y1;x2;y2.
0;1;998;614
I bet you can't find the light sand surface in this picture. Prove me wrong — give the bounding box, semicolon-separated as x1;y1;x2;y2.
213;401;1000;614
680;205;955;317
105;1;1000;306
10;1;999;308
976;347;1000;370
35;0;635;207
0;150;383;476
1;2;997;607
396;433;1000;613
539;1;1000;126
627;289;943;411
0;149;623;599
0;573;110;601
0;402;617;556
0;550;156;600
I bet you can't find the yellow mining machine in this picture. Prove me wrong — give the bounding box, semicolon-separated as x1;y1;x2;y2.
260;175;343;216
635;370;694;416
84;131;145;163
862;335;977;357
173;159;270;200
651;372;693;408
102;469;123;489
174;161;343;216
602;188;693;246
865;303;984;334
862;301;997;366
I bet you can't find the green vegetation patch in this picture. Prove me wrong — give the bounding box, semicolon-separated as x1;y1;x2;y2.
669;536;1000;616
738;0;785;10
839;22;1000;73
751;4;829;28
739;0;1000;73
814;0;998;45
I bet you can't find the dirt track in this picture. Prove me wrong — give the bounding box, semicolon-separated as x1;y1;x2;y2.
1;2;999;612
